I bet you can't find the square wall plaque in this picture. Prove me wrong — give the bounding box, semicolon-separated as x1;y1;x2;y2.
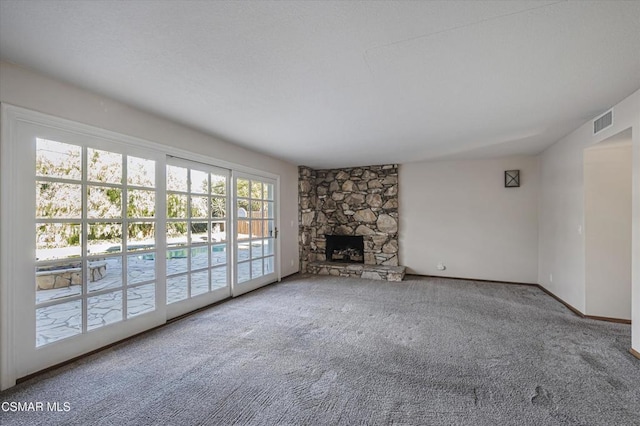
505;170;520;188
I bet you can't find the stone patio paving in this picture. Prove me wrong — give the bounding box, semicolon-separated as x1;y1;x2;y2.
35;245;271;347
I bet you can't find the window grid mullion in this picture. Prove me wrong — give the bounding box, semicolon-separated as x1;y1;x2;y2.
186;169;192;300
35;218;83;224
35;175;81;185
249;182;253;280
36;293;84;309
122;154;129;320
208;174;212;292
86;181;123;190
81;145;88;333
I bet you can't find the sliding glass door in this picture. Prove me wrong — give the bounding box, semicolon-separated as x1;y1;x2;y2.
9;119;166;381
35;140;160;346
1;106;281;389
165;158;231;319
233;174;278;296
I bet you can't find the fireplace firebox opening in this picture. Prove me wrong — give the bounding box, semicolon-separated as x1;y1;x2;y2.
326;235;364;263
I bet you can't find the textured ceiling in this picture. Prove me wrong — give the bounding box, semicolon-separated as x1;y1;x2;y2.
1;1;639;168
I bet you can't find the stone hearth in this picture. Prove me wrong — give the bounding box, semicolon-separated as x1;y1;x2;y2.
299;164;405;281
307;261;405;282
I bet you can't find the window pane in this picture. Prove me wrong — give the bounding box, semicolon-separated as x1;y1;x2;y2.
190;222;210;244
250;200;262;216
166;165;187;192
126;222;155;251
211;221;227;242
88;256;123;293
261;220;273;237
127;190;155;218
88;223;122;255
237;262;250;283
191;170;209;194
211;174;226;195
264;256;275;274
237;178;249;198
237;242;250;262
35;262;83;304
252;201;264;218
36;223;81;261
36;299;82;347
191;245;209;271
88;186;122;219
251;181;263;200
265;220;275;238
127;283;155;318
211;196;226;218
127;254;155;285
36;181;82;219
87;290;123;331
167;275;188;304
251;241;263;259
87;149;122;184
36;138;81;180
191;270;209;296
212;244;227;266
167;193;187;218
128;156;155;188
211;265;227;289
264;183;274;200
167;248;189;276
236;200;248;218
190;196;208;218
265;201;275;219
254;202;269;218
251;220;263;239
236;200;245;219
264;238;275;256
237;220;250;240
167;222;188;247
251;259;263;279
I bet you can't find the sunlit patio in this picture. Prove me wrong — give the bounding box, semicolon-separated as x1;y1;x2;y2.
34;246;243;347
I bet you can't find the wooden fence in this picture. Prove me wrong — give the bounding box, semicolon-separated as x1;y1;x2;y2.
236;211;271;238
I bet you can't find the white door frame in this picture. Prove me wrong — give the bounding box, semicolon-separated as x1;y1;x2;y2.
164;156;233;320
231;171;280;297
1;109;167;387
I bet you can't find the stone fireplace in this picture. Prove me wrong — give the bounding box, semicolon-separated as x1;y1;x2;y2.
299;164;405;281
326;235;364;263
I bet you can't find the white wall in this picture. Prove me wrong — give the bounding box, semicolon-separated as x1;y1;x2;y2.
584;141;632;320
0;61;300;278
399;156;539;283
538;89;640;354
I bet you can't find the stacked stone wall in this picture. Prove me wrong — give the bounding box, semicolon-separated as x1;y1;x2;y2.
298;164;399;272
298;166;317;273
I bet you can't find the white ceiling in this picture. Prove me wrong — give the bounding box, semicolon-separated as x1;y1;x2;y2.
1;1;639;169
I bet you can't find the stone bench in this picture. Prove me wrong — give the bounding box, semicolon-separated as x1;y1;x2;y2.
88;261;107;282
308;261;406;282
36;261;108;290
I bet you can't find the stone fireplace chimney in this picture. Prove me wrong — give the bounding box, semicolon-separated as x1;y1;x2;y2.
298;164;404;281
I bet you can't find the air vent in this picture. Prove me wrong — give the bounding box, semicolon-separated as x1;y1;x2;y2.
593;110;613;134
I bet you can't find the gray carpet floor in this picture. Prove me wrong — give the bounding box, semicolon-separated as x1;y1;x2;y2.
1;274;639;425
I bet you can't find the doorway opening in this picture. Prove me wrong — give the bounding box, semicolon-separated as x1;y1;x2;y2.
584;128;633;320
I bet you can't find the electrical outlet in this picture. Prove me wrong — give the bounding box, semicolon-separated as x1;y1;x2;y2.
290;259;294;267
549;273;553;283
437;262;446;271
